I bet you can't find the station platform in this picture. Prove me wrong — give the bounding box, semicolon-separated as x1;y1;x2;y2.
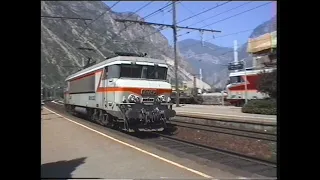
173;104;277;125
41;108;242;179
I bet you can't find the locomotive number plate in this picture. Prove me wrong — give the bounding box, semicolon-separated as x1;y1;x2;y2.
89;96;96;100
141;89;157;96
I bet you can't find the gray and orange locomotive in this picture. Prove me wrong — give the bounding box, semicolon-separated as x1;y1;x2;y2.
64;52;176;132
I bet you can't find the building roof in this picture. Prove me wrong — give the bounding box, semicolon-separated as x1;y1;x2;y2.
247;31;277;54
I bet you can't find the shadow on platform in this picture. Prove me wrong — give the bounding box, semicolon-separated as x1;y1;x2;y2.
41;157;87;179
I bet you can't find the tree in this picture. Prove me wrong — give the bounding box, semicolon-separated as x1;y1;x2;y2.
257;69;277;99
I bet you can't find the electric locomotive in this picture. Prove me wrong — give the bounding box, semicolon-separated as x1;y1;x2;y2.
64;52;176;132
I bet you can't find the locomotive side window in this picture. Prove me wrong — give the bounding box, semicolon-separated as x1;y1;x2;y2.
69;74;95;94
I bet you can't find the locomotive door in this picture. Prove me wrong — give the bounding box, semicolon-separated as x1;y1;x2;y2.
101;67;108;109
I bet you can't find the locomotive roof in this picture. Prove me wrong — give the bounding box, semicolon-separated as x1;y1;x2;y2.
229;68;275;77
66;56;168;81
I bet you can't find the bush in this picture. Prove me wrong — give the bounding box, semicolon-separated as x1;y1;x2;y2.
257;70;277;99
242;99;277;115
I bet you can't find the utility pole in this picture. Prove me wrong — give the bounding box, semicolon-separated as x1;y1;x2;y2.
242;59;248;104
199;68;203;90
172;1;180;107
233;40;238;63
191;73;200;95
193;75;197;95
113;2;221;107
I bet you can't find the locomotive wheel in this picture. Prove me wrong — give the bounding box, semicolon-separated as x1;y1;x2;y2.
70;105;76;116
98;110;108;126
92;109;99;123
87;108;95;122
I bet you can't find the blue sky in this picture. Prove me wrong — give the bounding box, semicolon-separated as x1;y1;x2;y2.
103;1;276;48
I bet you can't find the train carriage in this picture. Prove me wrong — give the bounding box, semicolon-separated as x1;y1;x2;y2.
225;68;275;106
64;52;176;132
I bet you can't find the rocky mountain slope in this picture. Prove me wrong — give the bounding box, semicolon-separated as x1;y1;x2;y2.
178;16;277;89
41;1;210;88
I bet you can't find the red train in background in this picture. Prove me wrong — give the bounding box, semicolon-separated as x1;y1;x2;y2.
225;68;275;106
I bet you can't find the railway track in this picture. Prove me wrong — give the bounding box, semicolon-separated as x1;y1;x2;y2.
44;101;277;177
50;100;276;142
171;118;276;135
142;132;276;177
168;119;276;142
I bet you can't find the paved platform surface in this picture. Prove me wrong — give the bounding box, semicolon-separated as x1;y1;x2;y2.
173;104;277;123
41;108;243;179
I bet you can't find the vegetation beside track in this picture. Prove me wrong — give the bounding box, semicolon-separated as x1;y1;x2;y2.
242;99;277;115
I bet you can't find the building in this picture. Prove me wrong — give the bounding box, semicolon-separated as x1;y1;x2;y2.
247;31;277;69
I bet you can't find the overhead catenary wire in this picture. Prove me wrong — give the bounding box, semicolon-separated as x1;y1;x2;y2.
189;35;277;57
117;3;180;44
180;28;256;50
114;1;155;36
143;1;173;19
128;1;155;18
40;15;92;21
95;1;173;50
177;1;231;24
84;1;274;65
113;1;228;47
78;1;120;37
117;1;172;34
179;16;275;51
187;1;253;28
152;25;275;63
124;27;261;61
179;2;214;31
178;1;272;38
202;2;273;28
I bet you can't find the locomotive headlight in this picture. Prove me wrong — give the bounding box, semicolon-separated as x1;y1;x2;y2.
156;95;165;102
167;96;171;103
128;94;140;103
157;95;168;103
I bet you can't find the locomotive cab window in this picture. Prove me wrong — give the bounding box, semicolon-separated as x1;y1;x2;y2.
229;76;244;84
120;65;142;78
102;67;108;80
119;64;167;80
141;65;167;80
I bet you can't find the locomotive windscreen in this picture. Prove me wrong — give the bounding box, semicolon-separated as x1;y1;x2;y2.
229;76;244;84
119;64;167;80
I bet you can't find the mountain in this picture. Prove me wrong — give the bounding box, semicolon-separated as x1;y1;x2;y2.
178;16;277;89
41;1;210;88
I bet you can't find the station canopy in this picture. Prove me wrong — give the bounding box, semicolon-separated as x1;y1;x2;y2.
247;31;277;54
